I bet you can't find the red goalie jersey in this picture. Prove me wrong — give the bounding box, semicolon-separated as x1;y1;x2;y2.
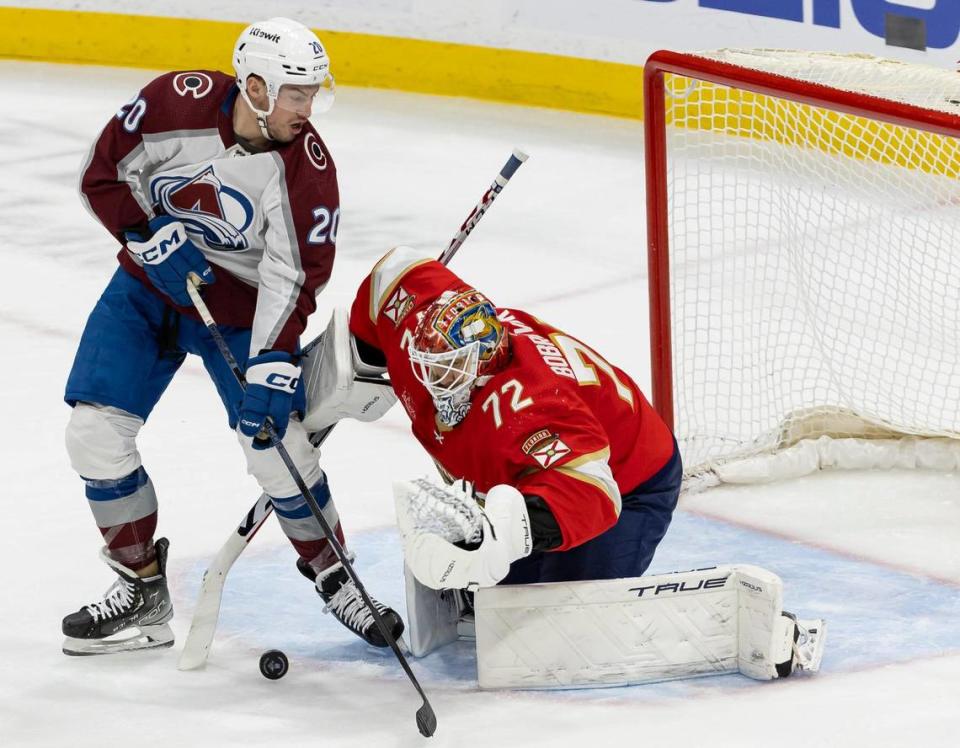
349;247;676;551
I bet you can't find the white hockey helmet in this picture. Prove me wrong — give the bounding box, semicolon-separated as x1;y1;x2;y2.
233;17;335;121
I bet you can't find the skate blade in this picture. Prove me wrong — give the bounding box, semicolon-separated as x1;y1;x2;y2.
63;623;175;656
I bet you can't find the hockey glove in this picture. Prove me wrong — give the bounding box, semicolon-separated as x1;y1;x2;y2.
125;217;215;307
239;351;302;449
396;482;532;591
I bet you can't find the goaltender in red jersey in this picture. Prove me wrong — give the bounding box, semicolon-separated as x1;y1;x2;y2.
349;246;681;589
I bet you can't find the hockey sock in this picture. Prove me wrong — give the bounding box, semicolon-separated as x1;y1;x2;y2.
270;477;347;574
83;466;158;571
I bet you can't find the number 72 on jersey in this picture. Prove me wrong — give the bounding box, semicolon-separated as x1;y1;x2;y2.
480;334;635;429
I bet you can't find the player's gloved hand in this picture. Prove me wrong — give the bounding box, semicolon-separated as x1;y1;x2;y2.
125;217;215;307
239;351;302;449
397;483;533;590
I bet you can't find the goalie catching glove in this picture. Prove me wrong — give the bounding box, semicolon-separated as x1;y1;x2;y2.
395;478;532;590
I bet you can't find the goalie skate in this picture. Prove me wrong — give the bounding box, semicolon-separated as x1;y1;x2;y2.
775;612;827;677
62;538;174;656
792;616;827;674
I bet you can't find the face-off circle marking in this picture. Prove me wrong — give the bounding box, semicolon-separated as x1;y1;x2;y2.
173;72;214;99
304;132;327;170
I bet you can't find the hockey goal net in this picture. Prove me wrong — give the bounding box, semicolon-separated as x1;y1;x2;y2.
644;49;960;487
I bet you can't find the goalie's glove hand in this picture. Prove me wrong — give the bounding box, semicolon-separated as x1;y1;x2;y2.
125;217;215;307
398;483;533;591
239;351;301;449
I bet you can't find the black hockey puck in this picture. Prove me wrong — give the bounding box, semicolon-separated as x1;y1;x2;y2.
259;649;289;680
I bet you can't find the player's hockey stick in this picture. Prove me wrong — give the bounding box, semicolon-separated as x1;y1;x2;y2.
185;281;438;738
178;148;528;734
174;492;273;671
177;320;348;672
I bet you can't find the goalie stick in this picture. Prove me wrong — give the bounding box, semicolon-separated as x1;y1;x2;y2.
177;148;529;736
440;148;528;265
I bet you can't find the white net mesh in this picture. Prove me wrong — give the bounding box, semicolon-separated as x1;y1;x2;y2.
655;50;960;477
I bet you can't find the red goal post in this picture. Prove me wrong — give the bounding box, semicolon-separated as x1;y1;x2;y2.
643;49;960;485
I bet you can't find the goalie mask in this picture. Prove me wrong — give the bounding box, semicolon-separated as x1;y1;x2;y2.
233;17;335;140
409;288;510;427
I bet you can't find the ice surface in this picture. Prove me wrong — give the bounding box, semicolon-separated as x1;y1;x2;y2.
1;62;958;747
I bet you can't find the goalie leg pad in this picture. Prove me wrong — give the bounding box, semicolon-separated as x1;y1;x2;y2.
474;565;824;689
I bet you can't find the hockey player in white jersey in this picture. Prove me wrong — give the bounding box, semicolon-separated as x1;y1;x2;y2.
61;18;403;654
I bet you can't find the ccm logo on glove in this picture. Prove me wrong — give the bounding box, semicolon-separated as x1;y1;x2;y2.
267;372;299;390
137;222;186;263
125;216;215;306
246;365;300;394
239;352;302;448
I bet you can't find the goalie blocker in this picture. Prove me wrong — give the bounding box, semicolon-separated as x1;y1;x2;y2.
300;307;397;433
405;564;825;689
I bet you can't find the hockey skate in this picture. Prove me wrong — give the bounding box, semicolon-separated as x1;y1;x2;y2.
297;558;405;648
62;538;174;655
776;612;827;677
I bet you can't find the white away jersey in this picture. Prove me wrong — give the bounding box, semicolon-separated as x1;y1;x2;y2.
80;70;339;354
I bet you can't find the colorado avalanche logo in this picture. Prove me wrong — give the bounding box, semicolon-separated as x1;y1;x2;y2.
150;166;253;251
